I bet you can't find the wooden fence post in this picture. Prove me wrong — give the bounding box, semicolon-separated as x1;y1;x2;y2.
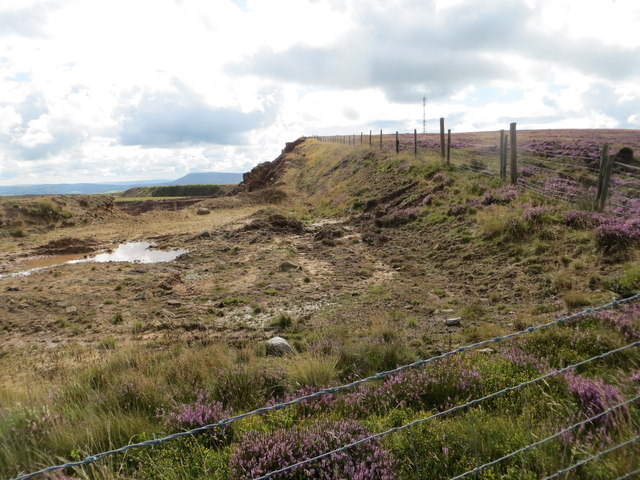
510;122;517;185
369;130;372;147
361;132;363;145
414;129;417;155
447;129;451;165
440;118;445;161
595;144;612;211
499;130;505;180
380;130;383;151
396;131;399;153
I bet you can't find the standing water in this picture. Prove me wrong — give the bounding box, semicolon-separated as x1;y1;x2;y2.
0;241;188;279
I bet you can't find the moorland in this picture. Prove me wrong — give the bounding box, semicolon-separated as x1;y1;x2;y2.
0;131;639;479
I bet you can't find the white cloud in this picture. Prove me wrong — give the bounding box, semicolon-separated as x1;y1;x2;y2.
0;0;638;186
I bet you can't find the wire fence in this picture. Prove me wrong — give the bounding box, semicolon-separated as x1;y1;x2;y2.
315;125;640;217
254;341;639;479
12;293;640;480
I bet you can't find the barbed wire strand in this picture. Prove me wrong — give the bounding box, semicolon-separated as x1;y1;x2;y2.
253;340;639;479
519;155;600;173
449;394;640;479
540;435;639;480
12;294;640;480
615;467;640;480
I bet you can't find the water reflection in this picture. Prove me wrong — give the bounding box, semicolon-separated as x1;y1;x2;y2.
79;242;187;264
1;242;188;279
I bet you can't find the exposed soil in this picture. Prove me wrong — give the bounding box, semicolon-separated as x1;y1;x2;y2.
1;132;637;389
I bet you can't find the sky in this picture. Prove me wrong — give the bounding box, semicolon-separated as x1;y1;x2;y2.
0;0;639;186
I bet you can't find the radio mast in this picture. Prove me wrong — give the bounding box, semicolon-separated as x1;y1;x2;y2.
422;96;426;134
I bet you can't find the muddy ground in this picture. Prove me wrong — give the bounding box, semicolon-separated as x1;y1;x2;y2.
0;197;446;386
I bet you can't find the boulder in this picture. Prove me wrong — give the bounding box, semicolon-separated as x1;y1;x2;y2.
196;207;210;215
265;336;294;356
278;261;302;272
477;348;495;354
445;317;462;327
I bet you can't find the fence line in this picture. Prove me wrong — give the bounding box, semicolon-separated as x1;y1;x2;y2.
449;394;640;479
616;468;640;479
539;435;639;480
253;340;640;479
13;293;640;480
315;125;639;214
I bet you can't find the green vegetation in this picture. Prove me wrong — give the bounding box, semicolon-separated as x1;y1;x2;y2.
118;184;234;198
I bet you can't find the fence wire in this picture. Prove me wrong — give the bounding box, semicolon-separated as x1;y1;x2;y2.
253;340;639;479
540;435;639;480
12;293;640;480
449;394;640;479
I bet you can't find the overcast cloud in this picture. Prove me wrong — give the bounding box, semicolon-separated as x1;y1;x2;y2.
0;0;638;185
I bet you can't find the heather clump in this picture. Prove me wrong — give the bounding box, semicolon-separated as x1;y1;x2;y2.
563;209;603;229
595;217;640;253
161;390;233;444
375;207;418;228
481;185;518;205
229;419;396;479
432;172;453;186
522;206;552;225
592;303;640;340
540;176;592;202
563;372;628;443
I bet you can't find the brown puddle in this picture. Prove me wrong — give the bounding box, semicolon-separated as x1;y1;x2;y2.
1;242;188;279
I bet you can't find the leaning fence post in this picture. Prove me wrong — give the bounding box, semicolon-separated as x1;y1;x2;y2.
447;129;451;165
440;118;445;161
396;131;399;153
596;144;612;212
380;129;383;151
510;122;517;185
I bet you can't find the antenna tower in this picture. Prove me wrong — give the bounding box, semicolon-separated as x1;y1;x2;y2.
422;96;426;134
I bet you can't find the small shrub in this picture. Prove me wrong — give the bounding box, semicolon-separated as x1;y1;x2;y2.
608;262;640;297
481;185;517;205
99;337;117;350
111;313;124;325
461;304;487;322
563;291;590;309
563;372;628;441
563;210;602;229
287;355;339;388
375;207;418;228
161;390;233;445
447;204;467;216
270;313;294;331
131;321;145;334
229;419;396;479
595;218;640;253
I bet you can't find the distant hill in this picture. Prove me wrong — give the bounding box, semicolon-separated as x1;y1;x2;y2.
0;172;243;196
162;172;243;186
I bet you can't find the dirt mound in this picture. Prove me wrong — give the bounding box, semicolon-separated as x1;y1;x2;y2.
231;138;306;194
314;224;346;241
241;214;305;234
34;237;97;255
